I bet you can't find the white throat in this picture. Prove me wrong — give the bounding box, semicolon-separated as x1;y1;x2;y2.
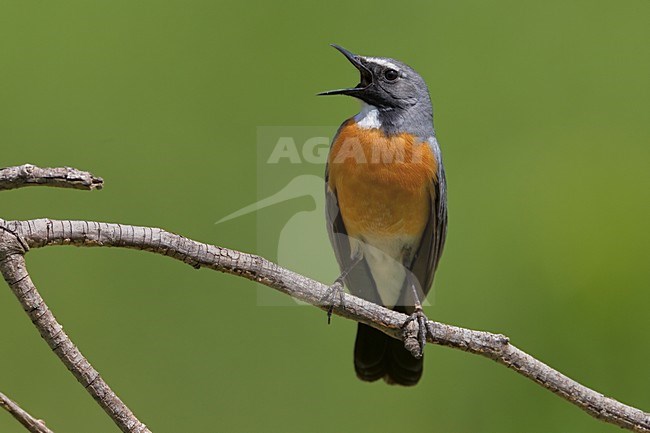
354;103;381;129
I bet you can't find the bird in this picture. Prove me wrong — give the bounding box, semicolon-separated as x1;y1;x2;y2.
319;45;447;386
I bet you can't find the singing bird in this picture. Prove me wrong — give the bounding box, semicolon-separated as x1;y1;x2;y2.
319;45;447;386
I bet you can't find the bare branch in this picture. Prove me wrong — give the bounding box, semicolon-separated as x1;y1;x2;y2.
0;164;103;191
0;225;150;433
0;218;648;432
0;391;54;433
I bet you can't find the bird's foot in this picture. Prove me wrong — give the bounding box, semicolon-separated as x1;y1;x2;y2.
402;308;429;359
320;278;346;324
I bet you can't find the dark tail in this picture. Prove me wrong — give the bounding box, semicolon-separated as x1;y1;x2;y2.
354;323;423;386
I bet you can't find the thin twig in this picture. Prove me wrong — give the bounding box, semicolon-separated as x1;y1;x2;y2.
0;391;54;433
0;166;145;433
0;164;103;191
0;225;151;433
0;217;648;432
0;165;647;432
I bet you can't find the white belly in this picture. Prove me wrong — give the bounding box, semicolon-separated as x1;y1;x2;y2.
350;234;420;308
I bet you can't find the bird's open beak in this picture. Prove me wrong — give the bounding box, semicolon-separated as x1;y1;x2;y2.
318;44;373;96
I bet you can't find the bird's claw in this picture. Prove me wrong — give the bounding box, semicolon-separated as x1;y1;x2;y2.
321;279;345;324
402;309;429;359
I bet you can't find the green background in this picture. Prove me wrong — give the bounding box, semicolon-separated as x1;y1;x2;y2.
1;1;649;432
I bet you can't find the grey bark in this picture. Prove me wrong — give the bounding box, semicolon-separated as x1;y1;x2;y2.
0;165;648;433
0;164;103;191
0;391;55;433
0;225;150;433
1;218;648;432
0;165;147;433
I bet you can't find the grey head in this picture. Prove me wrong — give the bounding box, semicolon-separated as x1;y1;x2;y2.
319;44;435;139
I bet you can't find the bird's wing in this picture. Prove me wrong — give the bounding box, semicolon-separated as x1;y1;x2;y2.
325;131;383;305
408;142;448;298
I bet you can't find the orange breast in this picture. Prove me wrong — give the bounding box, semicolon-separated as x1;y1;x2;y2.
328;120;437;239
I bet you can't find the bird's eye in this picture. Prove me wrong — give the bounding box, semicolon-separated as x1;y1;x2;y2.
384;69;399;81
